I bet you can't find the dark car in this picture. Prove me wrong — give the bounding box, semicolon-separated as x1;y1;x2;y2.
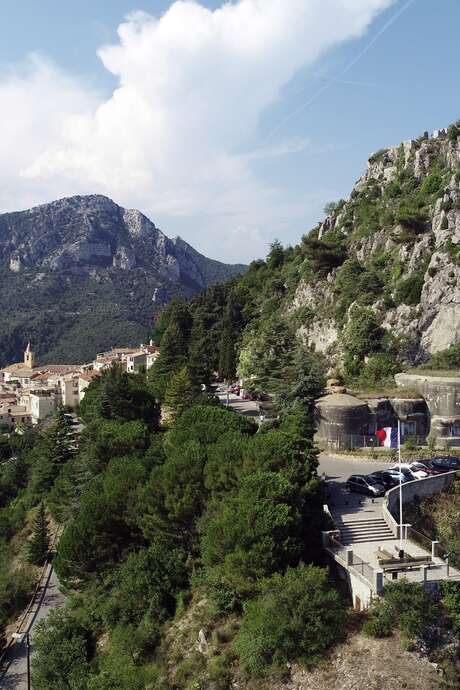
346;474;385;497
430;456;460;473
367;471;398;491
380;468;413;484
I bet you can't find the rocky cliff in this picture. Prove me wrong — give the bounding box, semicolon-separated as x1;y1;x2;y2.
0;195;246;365
292;123;460;364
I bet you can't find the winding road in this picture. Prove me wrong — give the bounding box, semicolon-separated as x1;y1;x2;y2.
0;565;65;689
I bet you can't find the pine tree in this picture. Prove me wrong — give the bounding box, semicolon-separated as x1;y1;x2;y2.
148;302;193;400
163;368;198;424
49;407;78;466
218;327;236;381
28;502;50;566
98;385;112;419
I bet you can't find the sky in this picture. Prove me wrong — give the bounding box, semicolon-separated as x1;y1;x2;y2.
0;0;459;263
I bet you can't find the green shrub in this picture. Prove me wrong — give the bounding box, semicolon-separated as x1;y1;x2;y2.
235;564;345;676
359;353;400;388
32;609;93;690
404;436;417;451
363;600;393;638
302;238;347;278
448;122;460;142
419;173;443;198
395;206;428;234
394;273;424;306
343;308;384;377
445;240;460;267
440;582;460;634
428;343;460;370
366;580;437;643
369;149;388;164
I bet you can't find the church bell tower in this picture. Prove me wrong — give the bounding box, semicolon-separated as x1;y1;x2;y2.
24;343;35;369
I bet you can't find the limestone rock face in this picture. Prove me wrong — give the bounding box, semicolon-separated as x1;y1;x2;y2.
0;195;245;284
291;126;460;363
0;194;246;366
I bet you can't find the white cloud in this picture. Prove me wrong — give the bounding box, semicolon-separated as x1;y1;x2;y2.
0;0;393;261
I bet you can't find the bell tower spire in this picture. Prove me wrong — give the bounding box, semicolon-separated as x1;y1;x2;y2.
24;343;35;369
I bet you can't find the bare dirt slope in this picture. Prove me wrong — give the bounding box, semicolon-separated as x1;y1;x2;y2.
285;632;439;690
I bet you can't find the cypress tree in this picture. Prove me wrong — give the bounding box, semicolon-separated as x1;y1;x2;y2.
163;368;198;424
28;502;50;566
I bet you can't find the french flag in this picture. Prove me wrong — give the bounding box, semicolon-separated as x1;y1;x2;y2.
376;427;398;448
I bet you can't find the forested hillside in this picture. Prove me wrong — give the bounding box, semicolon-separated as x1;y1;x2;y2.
150;121;460;395
1;362;345;687
2;342;460;688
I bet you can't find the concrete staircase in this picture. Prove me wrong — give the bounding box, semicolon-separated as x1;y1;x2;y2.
339;517;395;545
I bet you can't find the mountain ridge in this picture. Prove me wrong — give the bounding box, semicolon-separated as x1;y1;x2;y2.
0;194;246;366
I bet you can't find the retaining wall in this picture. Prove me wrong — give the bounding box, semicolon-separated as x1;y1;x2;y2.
384;470;457;536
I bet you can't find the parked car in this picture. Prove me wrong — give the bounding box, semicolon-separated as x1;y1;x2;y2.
430;456;460;472
380;468;413;484
346;474;385;497
367;471;397;491
409;461;438;476
389;463;428;480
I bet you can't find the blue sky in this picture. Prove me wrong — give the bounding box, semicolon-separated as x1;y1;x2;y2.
0;1;459;262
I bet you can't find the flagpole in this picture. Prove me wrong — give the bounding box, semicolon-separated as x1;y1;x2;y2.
398;418;404;557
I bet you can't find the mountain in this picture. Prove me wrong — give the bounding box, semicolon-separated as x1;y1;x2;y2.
151;120;460;398
0;195;246;366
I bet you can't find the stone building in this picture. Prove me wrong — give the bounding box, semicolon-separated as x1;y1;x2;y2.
315;389;428;451
395;372;460;448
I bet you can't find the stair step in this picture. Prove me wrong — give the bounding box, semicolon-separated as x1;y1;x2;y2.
341;521;390;527
342;518;387;525
342;536;397;544
340;526;391;534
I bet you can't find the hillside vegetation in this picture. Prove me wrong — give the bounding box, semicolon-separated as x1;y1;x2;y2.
151;123;460;393
3;122;460;688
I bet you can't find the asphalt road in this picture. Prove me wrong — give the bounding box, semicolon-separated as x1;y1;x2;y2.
318;455;393;520
318;455;392;483
0;567;65;690
215;388;261;419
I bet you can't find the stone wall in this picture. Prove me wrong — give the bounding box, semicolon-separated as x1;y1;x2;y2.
385;470;457;534
395;373;460;445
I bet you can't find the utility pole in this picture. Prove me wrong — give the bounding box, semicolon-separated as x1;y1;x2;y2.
26;631;31;690
398;418;404;559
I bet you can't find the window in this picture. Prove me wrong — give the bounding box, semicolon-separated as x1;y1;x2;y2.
451;423;460;436
402;421;416;437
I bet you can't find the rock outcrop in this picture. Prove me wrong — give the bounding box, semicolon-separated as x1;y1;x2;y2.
0;195;246;365
296;123;460;362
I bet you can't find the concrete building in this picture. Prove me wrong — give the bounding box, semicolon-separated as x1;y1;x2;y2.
0;405;32;430
315;390;428;451
56;374;80;409
126;351;148;373
126;344;159;373
30;390;58;424
315;393;369;450
78;370;101;403
396;372;460;448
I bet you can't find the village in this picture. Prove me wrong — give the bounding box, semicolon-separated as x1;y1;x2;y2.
0;342;159;430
